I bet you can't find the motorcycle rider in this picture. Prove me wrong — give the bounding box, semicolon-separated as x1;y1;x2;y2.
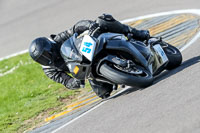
29;14;150;99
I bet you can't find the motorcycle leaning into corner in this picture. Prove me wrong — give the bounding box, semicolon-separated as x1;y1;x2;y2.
60;28;182;94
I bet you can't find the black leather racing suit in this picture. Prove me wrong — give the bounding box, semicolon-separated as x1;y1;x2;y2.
42;14;150;98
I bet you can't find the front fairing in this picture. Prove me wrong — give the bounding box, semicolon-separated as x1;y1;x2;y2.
129;40;152;59
129;40;154;73
60;34;82;63
97;33;166;75
130;40;168;75
60;34;95;80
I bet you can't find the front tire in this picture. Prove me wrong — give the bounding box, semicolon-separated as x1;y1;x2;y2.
99;63;154;88
163;43;182;70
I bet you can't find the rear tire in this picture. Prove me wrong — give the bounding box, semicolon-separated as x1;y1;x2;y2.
99;63;154;88
163;43;182;70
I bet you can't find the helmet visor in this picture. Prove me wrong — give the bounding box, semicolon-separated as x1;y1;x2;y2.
36;49;54;66
36;54;51;66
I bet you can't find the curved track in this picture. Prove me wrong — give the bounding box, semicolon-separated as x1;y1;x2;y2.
1;0;200;133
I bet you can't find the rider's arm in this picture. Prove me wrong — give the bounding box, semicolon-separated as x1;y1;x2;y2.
42;66;80;89
96;14;150;41
50;20;94;44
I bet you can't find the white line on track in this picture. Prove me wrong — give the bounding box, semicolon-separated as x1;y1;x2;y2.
0;49;28;61
51;9;200;133
0;50;28;77
1;9;200;62
121;9;200;23
51;87;130;133
180;31;200;52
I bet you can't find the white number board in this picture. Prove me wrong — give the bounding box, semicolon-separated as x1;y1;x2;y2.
80;35;96;61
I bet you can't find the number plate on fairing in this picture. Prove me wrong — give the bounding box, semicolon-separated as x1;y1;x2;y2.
153;44;168;64
80;35;96;61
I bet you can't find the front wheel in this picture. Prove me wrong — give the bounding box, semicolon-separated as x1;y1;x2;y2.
163;43;182;70
99;63;154;88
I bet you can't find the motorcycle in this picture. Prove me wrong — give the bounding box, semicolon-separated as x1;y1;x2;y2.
60;30;182;88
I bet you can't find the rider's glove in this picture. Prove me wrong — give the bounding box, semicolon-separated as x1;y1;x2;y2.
140;30;150;40
89;22;99;32
129;27;150;41
66;78;81;90
50;29;72;44
88;22;101;37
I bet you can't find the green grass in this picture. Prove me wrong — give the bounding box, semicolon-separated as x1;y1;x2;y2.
0;53;92;132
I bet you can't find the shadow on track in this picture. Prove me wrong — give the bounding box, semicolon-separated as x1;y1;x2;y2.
109;55;200;99
154;55;200;83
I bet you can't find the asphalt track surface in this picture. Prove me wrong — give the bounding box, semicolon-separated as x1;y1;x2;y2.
1;0;200;133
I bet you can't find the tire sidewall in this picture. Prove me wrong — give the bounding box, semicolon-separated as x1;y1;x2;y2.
163;44;182;70
99;63;153;88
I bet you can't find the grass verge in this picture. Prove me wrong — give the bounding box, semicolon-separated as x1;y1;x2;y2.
0;53;92;132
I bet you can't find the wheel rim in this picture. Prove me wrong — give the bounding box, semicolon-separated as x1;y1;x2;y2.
165;46;177;54
113;64;149;77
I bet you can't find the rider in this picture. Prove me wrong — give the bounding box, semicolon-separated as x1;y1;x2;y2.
29;14;150;99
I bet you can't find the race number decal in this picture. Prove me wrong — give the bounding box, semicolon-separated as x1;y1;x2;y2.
80;35;96;61
153;44;168;64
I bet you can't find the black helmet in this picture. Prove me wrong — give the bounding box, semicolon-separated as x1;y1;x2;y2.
29;37;58;66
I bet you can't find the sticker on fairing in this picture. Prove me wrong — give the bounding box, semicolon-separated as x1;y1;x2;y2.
153;44;168;64
80;35;96;61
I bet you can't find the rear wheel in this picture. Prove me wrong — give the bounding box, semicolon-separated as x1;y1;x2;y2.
163;43;182;70
99;61;154;88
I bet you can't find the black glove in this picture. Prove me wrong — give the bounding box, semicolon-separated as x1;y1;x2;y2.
139;30;150;40
66;78;81;90
89;22;99;31
129;27;150;41
50;29;72;44
88;22;101;37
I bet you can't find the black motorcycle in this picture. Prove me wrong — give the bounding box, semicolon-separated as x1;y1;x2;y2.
60;31;182;88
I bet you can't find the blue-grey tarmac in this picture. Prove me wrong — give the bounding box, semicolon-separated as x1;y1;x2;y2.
1;0;200;133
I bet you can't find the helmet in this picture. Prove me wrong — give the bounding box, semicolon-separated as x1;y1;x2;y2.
29;37;57;66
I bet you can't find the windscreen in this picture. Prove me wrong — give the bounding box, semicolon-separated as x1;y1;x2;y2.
60;35;82;63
